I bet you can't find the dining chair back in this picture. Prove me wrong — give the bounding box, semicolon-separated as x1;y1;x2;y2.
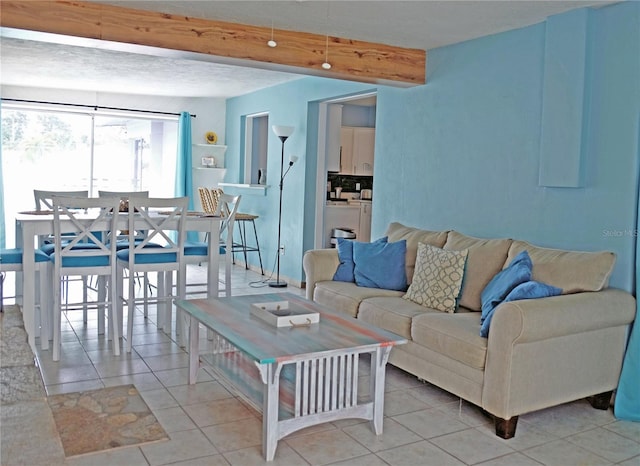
116;197;188;352
0;248;51;348
184;193;241;297
34;189;89;211
50;195;121;361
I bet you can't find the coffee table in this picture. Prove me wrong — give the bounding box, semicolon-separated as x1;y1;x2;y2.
174;293;407;461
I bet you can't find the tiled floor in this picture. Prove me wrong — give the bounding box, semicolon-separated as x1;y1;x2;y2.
4;263;640;465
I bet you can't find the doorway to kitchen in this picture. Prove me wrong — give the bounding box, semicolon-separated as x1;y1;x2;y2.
314;92;377;249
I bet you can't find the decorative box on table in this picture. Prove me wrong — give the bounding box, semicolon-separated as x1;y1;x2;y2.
250;300;320;328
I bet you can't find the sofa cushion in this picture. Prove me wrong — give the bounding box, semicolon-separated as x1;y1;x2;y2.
481;250;532;324
411;312;487;370
358;297;439;339
443;231;512;311
333;236;387;283
384;222;449;284
480;279;562;338
313;281;404;318
403;243;468;313
506;241;616;294
353;240;407;291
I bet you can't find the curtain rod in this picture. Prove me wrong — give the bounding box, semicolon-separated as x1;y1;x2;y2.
1;98;196;118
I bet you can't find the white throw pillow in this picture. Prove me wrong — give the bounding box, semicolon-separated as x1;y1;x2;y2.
403;242;468;313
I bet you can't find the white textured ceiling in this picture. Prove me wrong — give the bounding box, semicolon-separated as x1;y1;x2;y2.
0;1;616;98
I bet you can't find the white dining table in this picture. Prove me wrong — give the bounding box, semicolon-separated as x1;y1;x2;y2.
14;210;226;351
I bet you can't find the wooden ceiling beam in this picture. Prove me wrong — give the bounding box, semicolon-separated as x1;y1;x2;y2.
0;0;426;87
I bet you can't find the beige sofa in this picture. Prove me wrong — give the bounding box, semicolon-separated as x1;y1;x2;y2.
303;222;636;438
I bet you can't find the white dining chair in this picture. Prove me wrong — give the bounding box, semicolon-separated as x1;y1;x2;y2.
98;190;153;316
184;193;241;298
49;195;121;361
0;248;52;349
116;197;188;353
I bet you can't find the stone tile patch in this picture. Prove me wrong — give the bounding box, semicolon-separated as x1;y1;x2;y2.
47;384;169;457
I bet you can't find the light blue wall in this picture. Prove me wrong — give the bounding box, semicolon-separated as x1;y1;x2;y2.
374;2;639;291
224;2;639;290
224;78;376;283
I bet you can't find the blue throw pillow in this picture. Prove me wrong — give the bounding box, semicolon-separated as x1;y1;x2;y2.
480;280;562;337
353;239;407;291
480;250;532;324
333;236;387;282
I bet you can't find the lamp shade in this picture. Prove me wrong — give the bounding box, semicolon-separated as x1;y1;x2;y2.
272;125;294;138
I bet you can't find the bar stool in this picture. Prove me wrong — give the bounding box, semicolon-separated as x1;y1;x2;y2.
232;213;264;275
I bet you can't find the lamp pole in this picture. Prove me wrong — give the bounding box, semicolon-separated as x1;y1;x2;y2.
269;125;295;288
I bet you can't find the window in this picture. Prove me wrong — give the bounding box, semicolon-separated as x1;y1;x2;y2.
1;106;178;247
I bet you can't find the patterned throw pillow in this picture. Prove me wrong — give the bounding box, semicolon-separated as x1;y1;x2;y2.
403;242;468;313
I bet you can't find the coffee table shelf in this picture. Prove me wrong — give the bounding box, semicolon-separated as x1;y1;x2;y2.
175;293;406;461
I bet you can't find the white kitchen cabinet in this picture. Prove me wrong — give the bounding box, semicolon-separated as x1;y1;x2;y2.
352;128;375;175
339;127;354;174
338;127;374;175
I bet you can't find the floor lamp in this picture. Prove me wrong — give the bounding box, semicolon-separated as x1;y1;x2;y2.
269;125;296;288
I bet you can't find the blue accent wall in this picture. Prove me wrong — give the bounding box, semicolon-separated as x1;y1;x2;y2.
224;2;639;290
374;2;639;291
225;79;376;283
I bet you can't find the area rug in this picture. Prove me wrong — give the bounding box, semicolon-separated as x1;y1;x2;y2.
47;384;169;457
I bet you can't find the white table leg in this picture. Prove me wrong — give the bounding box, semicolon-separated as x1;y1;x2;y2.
207;219;221;298
188;315;200;384
16;220;37;350
370;346;392;435
257;362;283;461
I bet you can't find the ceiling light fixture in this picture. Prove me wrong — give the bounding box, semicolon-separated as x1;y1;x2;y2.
267;21;277;48
322;34;331;70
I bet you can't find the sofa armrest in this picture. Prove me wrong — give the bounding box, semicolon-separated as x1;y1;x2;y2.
482;288;636;419
302;248;340;300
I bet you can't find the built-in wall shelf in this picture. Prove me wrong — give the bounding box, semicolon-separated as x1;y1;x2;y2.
219;182;268;195
193;167;226;172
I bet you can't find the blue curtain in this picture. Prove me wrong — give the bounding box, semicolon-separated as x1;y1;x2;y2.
614;165;640;421
175;111;198;242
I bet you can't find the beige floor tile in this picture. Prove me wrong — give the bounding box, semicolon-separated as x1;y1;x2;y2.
166;454;232;465
618;455;640;466
342;417;421;453
223;442;309;465
393;407;469;439
376;439;465;466
154;406;199;433
327;453;390;466
435;399;494;428
523;439;611;466
405;383;460;407
182;397;256;427
143;352;190;371
45;378;105;396
38;363;100;386
521;401;613;438
201;417;263;453
101;371;164;392
154;366;214;387
286;429;370;465
383;389;432;416
565;427;640;463
602;419;640;443
477;419;556;451
168;380;234;406
65;446;149;466
139;387;179;410
475;452;545;466
92;357;151;378
133;341;186;358
140;428;219;465
429;427;516;464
